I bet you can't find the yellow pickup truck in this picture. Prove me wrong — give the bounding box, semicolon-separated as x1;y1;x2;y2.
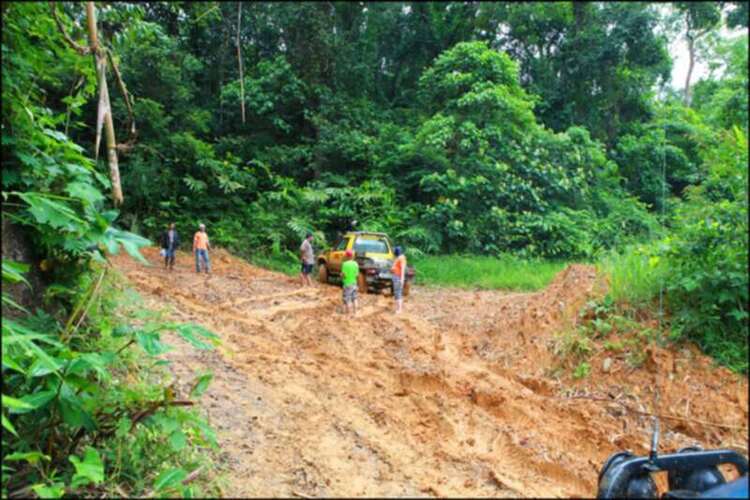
316;231;415;295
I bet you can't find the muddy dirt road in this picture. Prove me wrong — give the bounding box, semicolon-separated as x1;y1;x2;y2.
110;248;748;497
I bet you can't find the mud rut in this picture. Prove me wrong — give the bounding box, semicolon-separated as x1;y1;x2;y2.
110;248;748;497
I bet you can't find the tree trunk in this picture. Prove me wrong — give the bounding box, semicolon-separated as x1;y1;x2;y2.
237;2;246;124
86;2;123;206
684;35;695;107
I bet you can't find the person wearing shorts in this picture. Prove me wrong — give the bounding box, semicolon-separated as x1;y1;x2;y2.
391;246;406;314
341;249;359;315
299;233;315;287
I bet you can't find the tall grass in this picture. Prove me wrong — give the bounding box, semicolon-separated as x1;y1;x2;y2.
597;246;668;308
411;254;569;291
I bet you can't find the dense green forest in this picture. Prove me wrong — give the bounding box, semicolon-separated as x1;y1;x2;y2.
2;1;748;497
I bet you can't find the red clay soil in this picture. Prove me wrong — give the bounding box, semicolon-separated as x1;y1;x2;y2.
109;247;749;497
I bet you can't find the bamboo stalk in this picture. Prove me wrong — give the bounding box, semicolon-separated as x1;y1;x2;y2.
86;1;123;206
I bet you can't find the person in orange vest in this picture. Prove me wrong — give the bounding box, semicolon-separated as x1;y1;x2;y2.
193;223;211;274
391;246;406;313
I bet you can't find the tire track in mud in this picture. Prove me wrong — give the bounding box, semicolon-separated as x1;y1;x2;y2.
110;248;748;497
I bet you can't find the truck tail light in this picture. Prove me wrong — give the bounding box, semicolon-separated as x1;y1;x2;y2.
366;269;377;275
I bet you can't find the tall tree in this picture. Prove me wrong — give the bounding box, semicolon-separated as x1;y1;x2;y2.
674;2;722;106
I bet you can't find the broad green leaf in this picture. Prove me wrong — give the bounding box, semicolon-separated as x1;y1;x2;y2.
2;394;34;410
103;227;150;264
29;358;60;378
69;447;104;487
65;181;104;205
4;451;50;465
58;385;96;431
31;483;65;499
174;323;220;350
168;430;187;451
112;324;135;338
2;260;30;286
136;331;170;356
189;372;213;398
154;468;187;492
2;413;18;436
42;128;69;142
2;354;26;374
11;390;56;414
15;192;86;232
153;413;180;434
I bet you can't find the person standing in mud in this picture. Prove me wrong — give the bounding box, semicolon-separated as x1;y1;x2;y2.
193;223;211;274
391;246;406;314
160;222;180;271
341;249;359;315
299;233;315;287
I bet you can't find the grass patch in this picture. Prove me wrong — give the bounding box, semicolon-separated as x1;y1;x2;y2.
247;252;298;277
597;246;668;309
247;252;570;292
411;254;569;291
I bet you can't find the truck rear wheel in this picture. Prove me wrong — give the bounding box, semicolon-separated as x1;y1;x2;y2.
318;264;329;284
357;273;368;294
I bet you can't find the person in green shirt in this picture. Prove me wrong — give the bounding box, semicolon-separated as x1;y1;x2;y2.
341;249;360;315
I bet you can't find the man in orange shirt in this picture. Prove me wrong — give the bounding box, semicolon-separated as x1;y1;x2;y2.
193;223;211;274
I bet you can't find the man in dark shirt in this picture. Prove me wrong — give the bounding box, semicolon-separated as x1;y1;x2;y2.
160;223;180;271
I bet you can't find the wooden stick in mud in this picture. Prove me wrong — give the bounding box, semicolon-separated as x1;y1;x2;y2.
291;490;315;499
563;395;748;432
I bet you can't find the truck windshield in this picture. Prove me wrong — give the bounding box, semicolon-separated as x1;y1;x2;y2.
353;238;389;254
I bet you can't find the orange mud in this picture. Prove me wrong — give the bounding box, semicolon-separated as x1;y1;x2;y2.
110;247;748;497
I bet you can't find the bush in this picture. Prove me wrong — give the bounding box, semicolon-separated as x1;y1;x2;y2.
658;128;748;372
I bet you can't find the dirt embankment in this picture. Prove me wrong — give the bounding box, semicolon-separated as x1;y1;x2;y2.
110;248;748;498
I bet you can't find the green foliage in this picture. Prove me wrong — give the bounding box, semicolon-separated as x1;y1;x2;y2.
657;128;748;372
573;362;591;380
2;4;221;496
600;127;748;373
692;34;749;132
1;262;221;497
412;255;568;291
598;246;669;309
553;328;594;360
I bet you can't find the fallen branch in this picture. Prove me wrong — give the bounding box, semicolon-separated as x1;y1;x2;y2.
62;267;107;341
70;266;107;334
105;48;137;146
8;484;36;499
182;465;205;485
563;395;749;432
130;399;195;431
291;490;315;499
115;338;136;355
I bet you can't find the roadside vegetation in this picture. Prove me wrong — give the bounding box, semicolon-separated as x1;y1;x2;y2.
411;255;568;292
